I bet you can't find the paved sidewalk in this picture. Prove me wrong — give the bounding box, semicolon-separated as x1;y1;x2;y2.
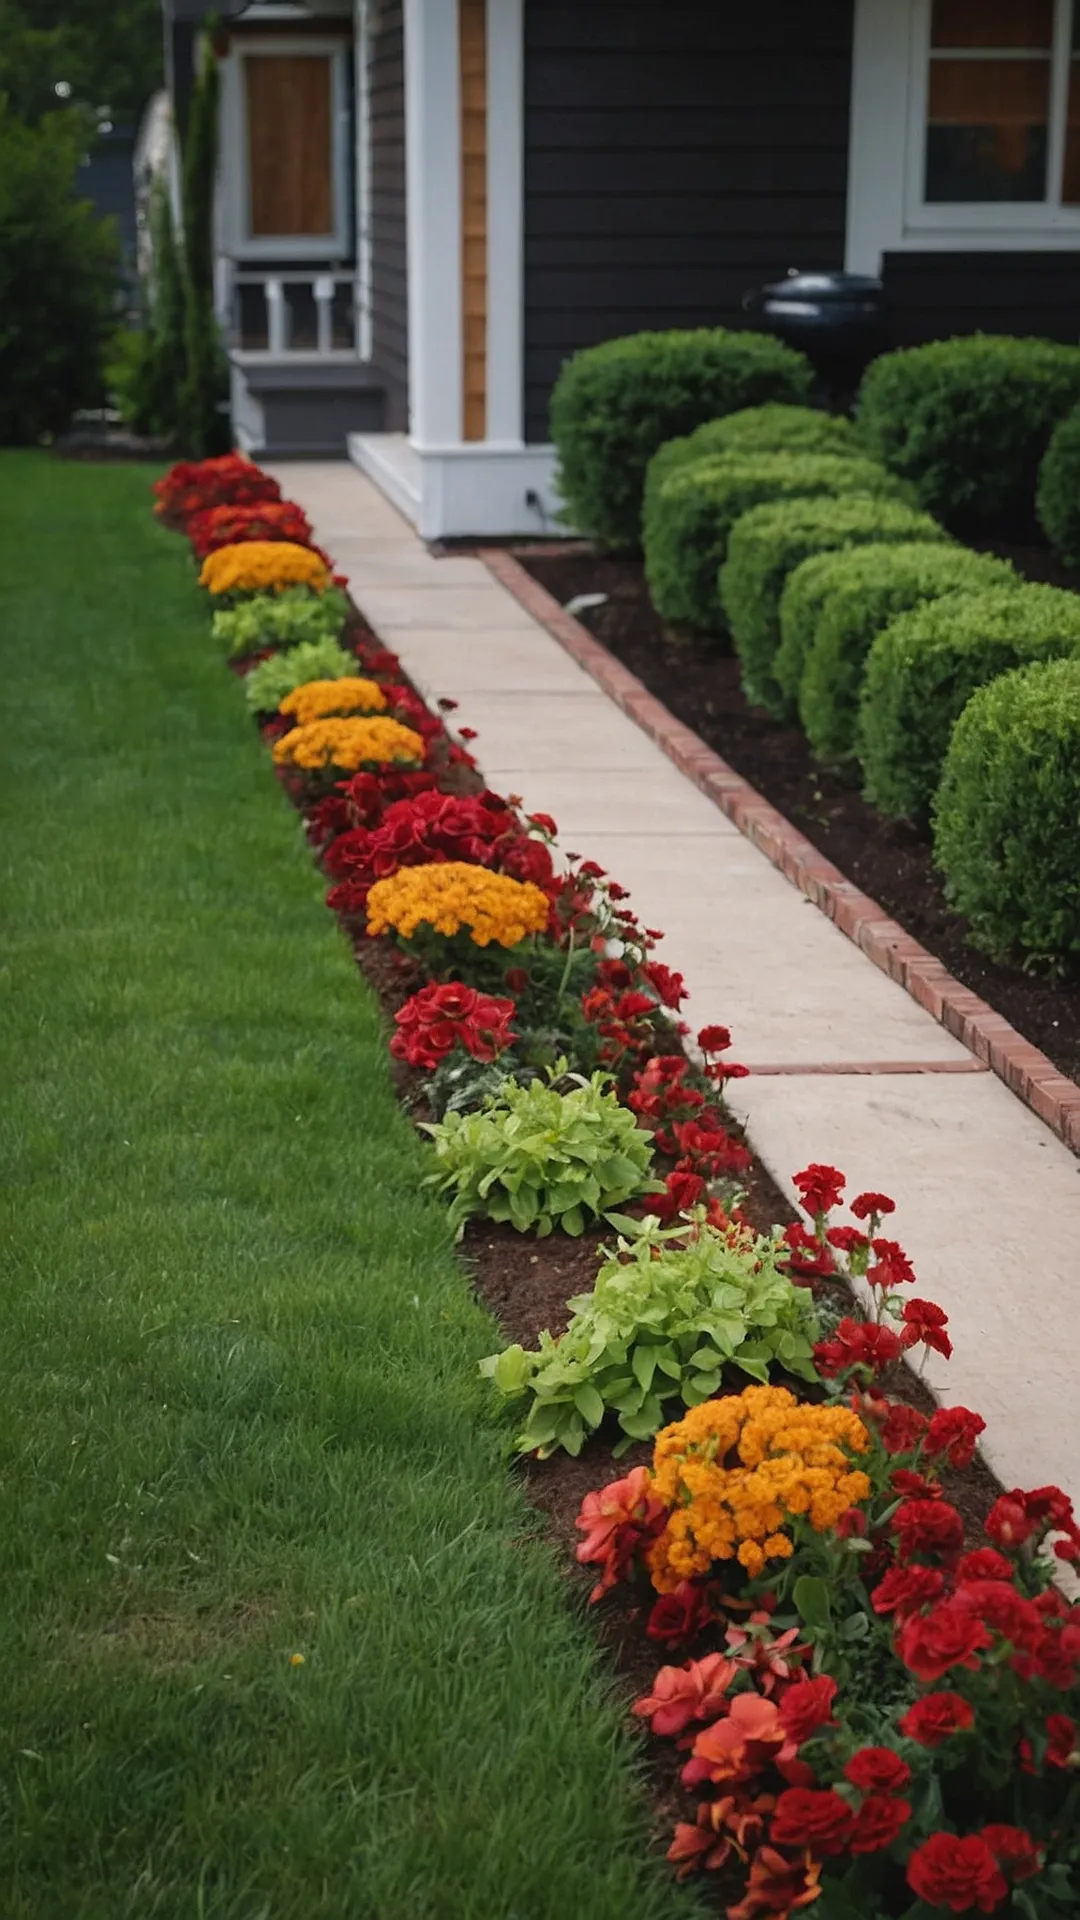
273;461;1080;1516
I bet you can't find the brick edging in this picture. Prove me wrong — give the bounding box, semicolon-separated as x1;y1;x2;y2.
480;546;1080;1157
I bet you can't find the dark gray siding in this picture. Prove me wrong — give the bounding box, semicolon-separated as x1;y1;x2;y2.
881;253;1080;349
522;0;854;442
369;0;408;431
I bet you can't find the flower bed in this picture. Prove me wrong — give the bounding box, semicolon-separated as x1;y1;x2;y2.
155;453;1080;1919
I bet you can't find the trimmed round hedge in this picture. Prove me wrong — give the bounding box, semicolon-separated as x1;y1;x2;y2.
549;328;813;549
643;451;909;634
857;583;1080;825
934;657;1080;962
643;404;861;526
780;544;1019;766
1036;402;1080;566
855;334;1080;533
718;496;948;718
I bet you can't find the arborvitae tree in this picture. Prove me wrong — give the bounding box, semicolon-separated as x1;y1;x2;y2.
179;26;229;455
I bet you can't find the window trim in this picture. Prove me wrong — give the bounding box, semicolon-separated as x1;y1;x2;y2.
846;0;1080;270
221;35;352;263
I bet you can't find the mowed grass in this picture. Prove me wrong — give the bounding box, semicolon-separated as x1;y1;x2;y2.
0;454;705;1920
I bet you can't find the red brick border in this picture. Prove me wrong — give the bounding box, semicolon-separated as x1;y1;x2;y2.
480;547;1080;1157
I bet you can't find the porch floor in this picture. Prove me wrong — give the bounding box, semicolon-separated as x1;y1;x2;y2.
271;458;1080;1537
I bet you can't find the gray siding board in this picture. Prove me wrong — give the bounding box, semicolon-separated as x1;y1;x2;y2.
522;0;855;442
368;0;408;430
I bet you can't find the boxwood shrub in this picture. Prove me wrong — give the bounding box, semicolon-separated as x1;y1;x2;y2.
782;544;1018;766
934;657;1080;962
643;403;861;525
719;496;947;717
855;334;1080;533
643;451;909;633
1036;402;1080;565
548;328;813;549
857;583;1080;824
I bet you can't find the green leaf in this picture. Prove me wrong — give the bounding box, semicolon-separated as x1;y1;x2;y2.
573;1383;605;1429
792;1575;832;1630
631;1345;657;1392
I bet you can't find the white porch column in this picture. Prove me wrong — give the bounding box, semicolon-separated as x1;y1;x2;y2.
403;0;463;445
485;0;524;444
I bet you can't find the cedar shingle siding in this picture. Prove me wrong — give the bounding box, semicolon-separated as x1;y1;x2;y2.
522;0;855;442
369;0;408;431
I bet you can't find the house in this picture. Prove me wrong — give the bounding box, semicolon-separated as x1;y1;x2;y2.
162;0;1080;540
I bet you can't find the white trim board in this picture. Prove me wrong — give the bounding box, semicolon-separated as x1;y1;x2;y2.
403;0;462;443
349;435;563;540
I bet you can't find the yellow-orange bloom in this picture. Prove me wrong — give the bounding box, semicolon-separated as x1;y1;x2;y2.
644;1384;871;1593
199;541;331;595
365;862;550;948
271;715;425;772
278;676;387;725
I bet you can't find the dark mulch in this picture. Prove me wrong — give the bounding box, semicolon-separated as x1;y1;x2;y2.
516;546;1080;1086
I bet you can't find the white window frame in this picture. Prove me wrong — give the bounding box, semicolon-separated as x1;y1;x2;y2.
847;0;1080;269
220;36;352;262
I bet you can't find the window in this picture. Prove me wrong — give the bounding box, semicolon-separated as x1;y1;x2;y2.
906;0;1080;227
223;38;352;261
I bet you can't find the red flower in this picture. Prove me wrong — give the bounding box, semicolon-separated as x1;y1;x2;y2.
666;1792;774;1879
893;1498;964;1561
955;1548;1013;1584
642;961;686;1009
652;1169;706;1222
814;1318;901;1379
632;1652;736;1738
879;1401;929;1455
906;1833;1008;1914
954;1579;1041;1650
891;1469;942;1501
697;1023;733;1053
872;1565;946;1620
826;1224;870;1257
527;810;557;837
777;1674;838;1745
726;1845;823;1919
899;1296;954;1359
1045;1712;1079;1768
793;1163;845;1218
783;1221;836;1282
851;1190;896;1221
924;1407;987;1471
684;1693;797;1790
850;1793;912;1855
898;1691;975;1748
867;1238;916;1288
645;1580;720;1646
980;1825;1042;1883
844;1748;912;1795
898;1602;993;1683
770;1788;854;1856
389;982;517;1071
985;1494;1038;1551
574;1467;668;1601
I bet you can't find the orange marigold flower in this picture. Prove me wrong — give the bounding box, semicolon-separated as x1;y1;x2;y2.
279;676;387;725
365;862;550;949
271;716;425;772
199;540;331;595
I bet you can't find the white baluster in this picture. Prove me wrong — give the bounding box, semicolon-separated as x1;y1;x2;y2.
265;276;286;353
313;275;334;354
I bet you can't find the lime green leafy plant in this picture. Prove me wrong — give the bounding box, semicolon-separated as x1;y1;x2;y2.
211;585;349;659
422;1066;661;1239
481;1213;820;1458
243;635;358;714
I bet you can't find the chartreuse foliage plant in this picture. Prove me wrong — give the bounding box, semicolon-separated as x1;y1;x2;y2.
212;585;349;658
855;333;1080;532
482;1214;820;1458
857;582;1080;824
643;452;909;634
935;657;1080;963
549;327;812;548
720;495;947;717
643;404;862;525
1;452;708;1920
1037;400;1080;565
243;635;358;713
779;542;1018;765
422;1066;661;1238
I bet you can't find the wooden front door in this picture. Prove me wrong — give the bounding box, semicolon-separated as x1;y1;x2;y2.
245;53;335;239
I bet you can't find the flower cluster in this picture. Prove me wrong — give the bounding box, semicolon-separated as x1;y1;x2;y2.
271;716;425;773
153;453;281;524
365;863;550;948
200;541;333;597
322;788;555;919
390;982;517;1071
279;676;388;726
185;499;319;560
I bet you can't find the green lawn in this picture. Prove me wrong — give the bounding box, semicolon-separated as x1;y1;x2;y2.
0;454;704;1919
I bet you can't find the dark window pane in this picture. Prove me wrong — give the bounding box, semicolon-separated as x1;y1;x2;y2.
283;282;318;350
1063;59;1080;201
331;281;356;349
931;0;1052;50
926;57;1050;200
237;281;268;350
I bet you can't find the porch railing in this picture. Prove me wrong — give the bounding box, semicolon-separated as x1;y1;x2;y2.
216;261;361;355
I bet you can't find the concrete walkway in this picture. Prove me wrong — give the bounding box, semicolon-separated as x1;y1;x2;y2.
273;461;1080;1517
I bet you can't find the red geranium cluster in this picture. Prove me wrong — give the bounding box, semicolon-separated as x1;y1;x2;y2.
153;452;281;524
389;981;517;1071
626;1048;751;1221
323;787;555;918
184;498;319;560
